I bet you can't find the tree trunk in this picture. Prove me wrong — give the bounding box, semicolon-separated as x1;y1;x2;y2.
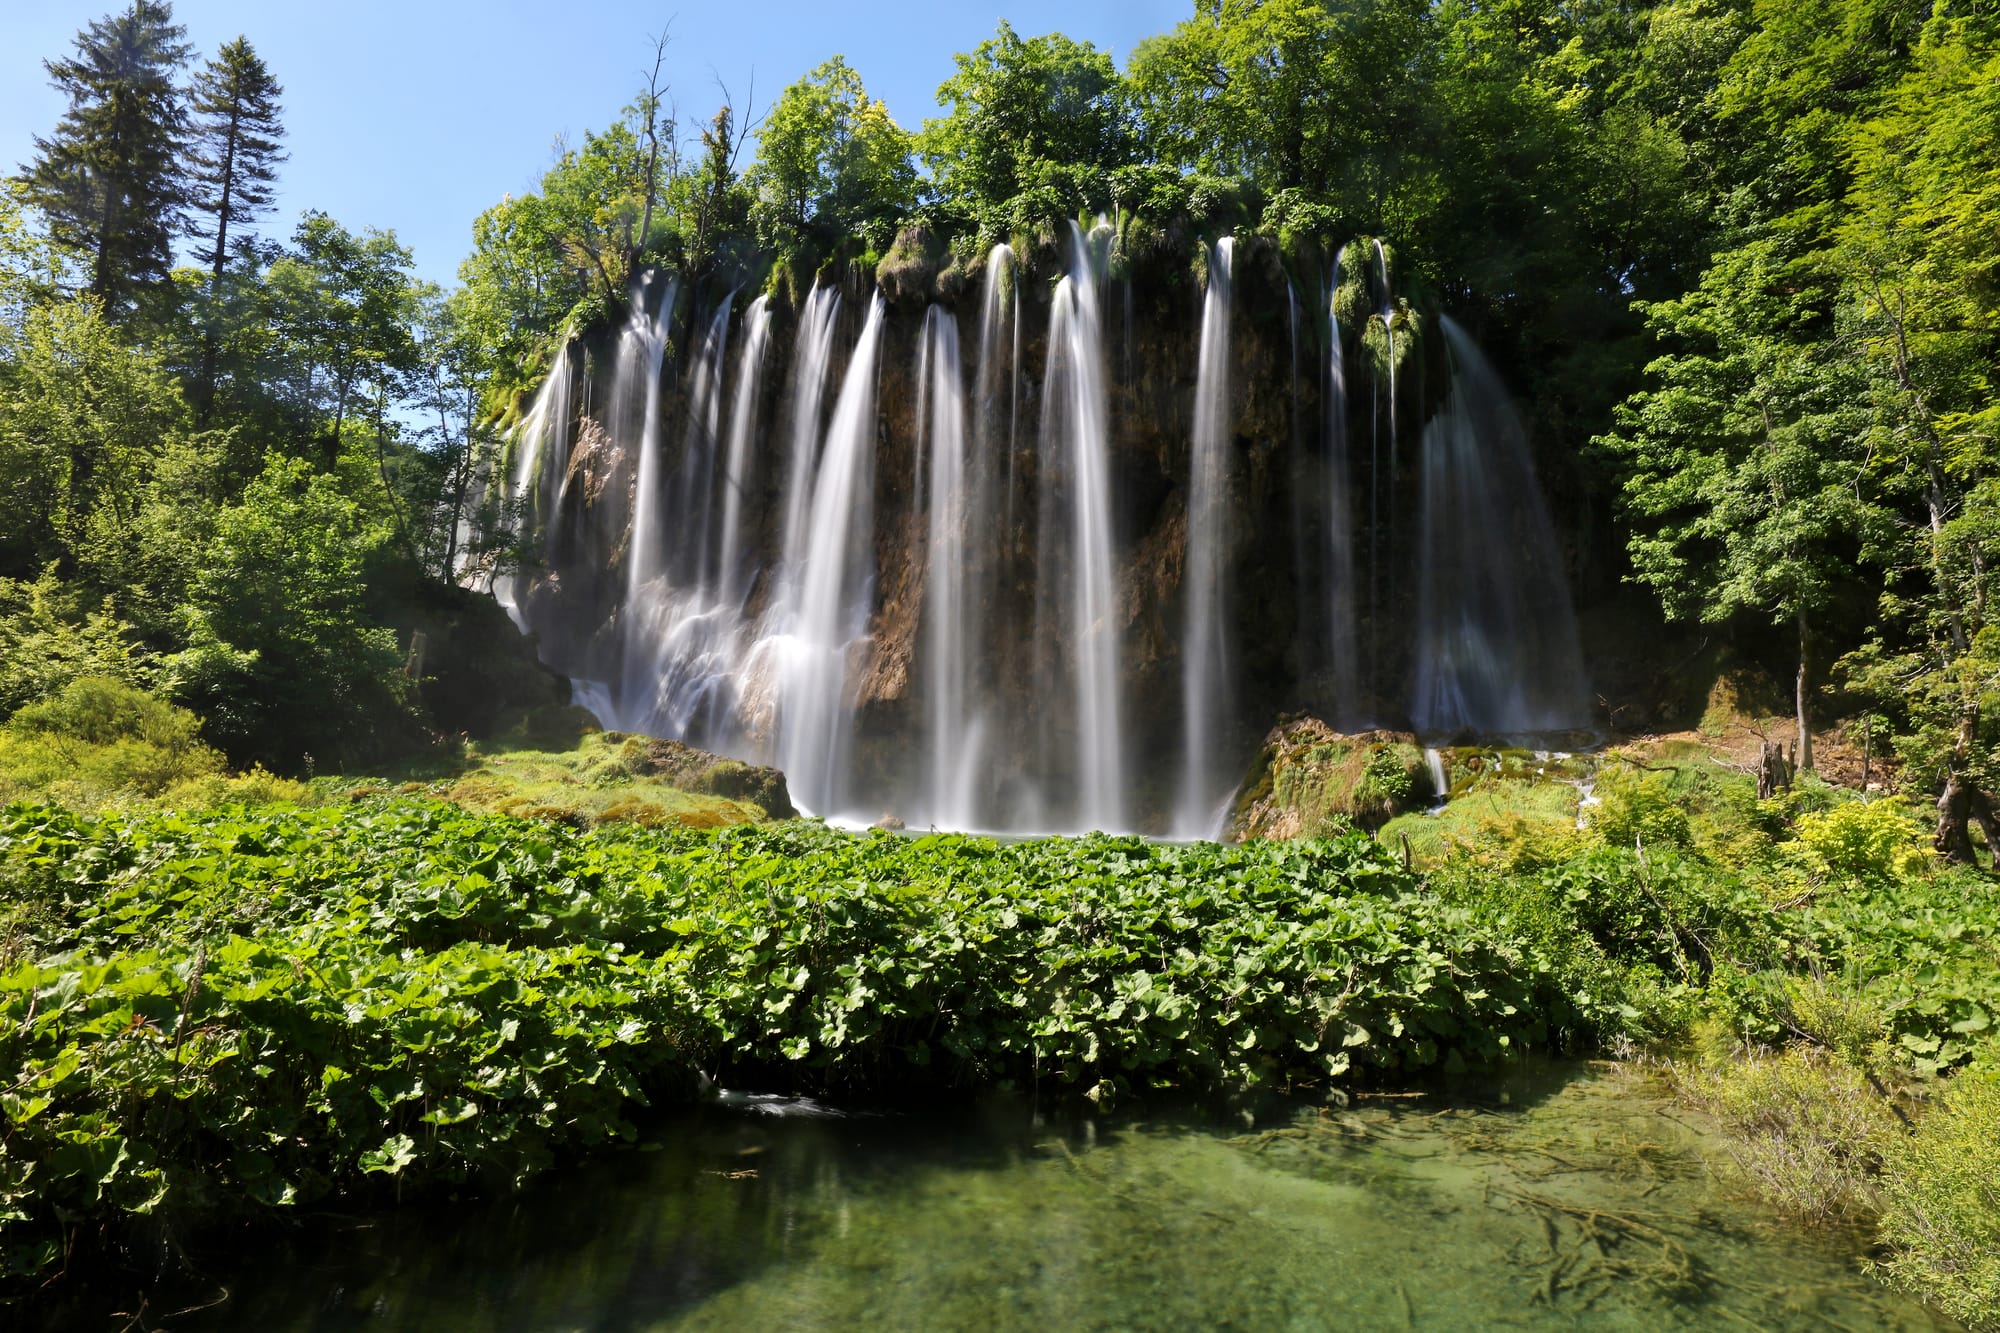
1970;788;2000;868
1934;708;1982;863
1937;774;1976;863
196;106;243;422
1795;610;1813;772
1757;740;1794;800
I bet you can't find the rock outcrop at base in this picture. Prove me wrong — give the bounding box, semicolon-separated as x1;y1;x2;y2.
624;737;798;819
1228;716;1434;841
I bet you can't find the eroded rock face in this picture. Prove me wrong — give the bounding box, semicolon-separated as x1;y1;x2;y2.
1228;717;1433;841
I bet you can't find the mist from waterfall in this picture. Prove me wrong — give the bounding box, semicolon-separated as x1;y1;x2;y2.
1175;237;1235;839
1412;316;1589;736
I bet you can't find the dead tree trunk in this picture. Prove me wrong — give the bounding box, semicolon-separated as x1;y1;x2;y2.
1757;740;1795;799
1934;709;1985;864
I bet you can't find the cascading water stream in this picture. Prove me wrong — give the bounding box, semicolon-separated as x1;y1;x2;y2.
1411;316;1589;736
1040;221;1125;833
976;243;1015;533
484;349;574;615
772;294;888;818
670;297;733;589
1324;248;1360;719
621;277;676;604
778;286;842;582
715;296;772;610
1175;237;1235;839
919;306;986;828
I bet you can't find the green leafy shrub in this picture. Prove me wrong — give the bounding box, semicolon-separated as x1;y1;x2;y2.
1588;768;1695;851
1875;1072;2000;1329
1794;798;1934;884
0;571;154;716
159;764;312;809
0;676;223;802
1798;863;2000;1076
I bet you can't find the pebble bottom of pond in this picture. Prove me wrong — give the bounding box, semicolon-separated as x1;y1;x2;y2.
144;1063;1956;1331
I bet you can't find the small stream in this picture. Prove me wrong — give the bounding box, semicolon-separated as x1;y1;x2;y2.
140;1063;1951;1331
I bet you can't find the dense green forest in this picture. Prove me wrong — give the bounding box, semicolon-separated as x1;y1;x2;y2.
3;0;1999;1325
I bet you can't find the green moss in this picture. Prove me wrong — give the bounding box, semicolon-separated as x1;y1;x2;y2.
386;730;781;830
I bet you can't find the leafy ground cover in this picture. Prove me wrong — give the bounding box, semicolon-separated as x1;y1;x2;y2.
4;750;1997;1323
1;800;1611;1291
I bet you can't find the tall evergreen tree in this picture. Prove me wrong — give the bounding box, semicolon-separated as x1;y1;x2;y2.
186;35;284;415
21;2;191;313
187;36;285;282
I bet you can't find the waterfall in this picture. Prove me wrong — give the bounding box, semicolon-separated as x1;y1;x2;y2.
715;296;772;609
778;286;842;580
478;235;1595;838
772;294;887;817
1040;221;1126;833
919;306;986;828
670;296;733;589
1324;249;1359;720
976;243;1015;521
621;277;676;603
1411;316;1589;736
485;348;574;615
1175;237;1235;839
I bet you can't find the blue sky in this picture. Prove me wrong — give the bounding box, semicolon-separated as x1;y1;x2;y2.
2;1;1188;287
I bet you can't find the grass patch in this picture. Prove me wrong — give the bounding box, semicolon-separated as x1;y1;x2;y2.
1669;1040;1899;1224
331;729;784;830
1380;777;1581;866
1876;1072;2000;1329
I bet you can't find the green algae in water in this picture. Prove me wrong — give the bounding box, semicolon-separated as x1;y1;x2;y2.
170;1065;1954;1331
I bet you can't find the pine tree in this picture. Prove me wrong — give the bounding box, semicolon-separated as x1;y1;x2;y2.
22;2;192;313
187;36;285;282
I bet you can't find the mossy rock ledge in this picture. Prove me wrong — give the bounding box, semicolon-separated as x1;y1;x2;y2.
1229;717;1433;841
618;736;798;819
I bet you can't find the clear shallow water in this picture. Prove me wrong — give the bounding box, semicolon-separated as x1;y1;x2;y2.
177;1064;1950;1331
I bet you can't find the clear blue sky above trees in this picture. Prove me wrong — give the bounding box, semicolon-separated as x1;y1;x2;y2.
1;0;1183;285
